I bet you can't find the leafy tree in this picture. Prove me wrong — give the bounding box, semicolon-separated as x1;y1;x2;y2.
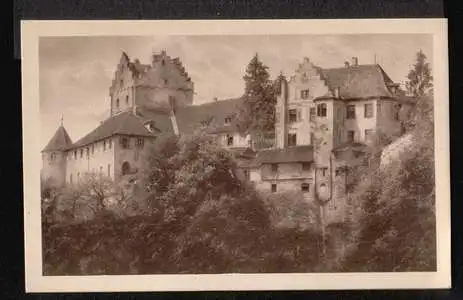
405;50;433;97
237;53;276;134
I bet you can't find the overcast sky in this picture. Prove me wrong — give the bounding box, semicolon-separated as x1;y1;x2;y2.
39;34;432;148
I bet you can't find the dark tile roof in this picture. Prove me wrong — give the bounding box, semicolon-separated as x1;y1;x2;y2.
256;145;314;164
71;111;158;148
332;142;367;154
174;98;244;135
135;106;174;134
42;125;73;152
316;64;395;100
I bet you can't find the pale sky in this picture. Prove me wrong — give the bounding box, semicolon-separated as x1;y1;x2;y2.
39;34;432;148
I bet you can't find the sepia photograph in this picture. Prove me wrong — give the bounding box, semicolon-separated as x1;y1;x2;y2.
21;19;450;292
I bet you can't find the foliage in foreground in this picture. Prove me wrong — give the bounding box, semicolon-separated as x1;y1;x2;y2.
329;95;436;272
42;132;322;275
42;93;436;274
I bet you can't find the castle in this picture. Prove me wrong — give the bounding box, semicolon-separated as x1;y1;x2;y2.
41;50;414;224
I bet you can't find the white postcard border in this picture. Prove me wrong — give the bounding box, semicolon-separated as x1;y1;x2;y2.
21;18;450;292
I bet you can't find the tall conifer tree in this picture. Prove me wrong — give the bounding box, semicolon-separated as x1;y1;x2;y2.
237;53;276;135
405;50;433;97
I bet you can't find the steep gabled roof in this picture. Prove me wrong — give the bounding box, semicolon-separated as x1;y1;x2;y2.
174;98;244;135
317;64;395;100
71;111;158;148
257;145;314;164
42;125;73;152
135;106;174;134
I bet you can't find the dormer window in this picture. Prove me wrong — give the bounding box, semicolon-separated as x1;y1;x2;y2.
145;121;156;132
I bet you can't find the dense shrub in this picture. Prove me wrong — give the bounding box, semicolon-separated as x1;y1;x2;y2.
330;95;436;272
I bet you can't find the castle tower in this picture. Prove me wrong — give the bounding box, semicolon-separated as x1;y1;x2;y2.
109;50;195;117
275;73;288;149
41;123;73;187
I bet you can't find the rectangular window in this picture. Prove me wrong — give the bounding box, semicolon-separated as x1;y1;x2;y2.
126;95;129;105
121;137;130;149
317;103;327;117
271;164;278;173
302;162;311;171
346;105;356;119
103;140;106;151
310;107;316;121
86;147;89;157
74;150;77;160
226;134;234;146
300;89;310;99
224;116;232;125
100;166;103;174
134;151;140;161
301;183;310;193
321;167;328;177
107;164;111;177
80;149;83;158
271;183;277;193
288;109;298;123
136;138;144;148
347;131;355;143
394;104;402;121
365;129;373;141
288;133;297;146
364;103;374;118
310;133;315;145
243;170;250;181
91;144;94;155
109;139;112;149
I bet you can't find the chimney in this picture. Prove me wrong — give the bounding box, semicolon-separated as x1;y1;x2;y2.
344;61;350;68
351;57;358;66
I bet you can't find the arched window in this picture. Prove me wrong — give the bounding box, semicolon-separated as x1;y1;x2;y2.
121;161;131;175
